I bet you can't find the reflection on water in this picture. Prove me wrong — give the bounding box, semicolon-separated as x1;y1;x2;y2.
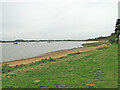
1;41;97;62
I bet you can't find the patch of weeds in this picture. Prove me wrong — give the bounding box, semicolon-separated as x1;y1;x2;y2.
14;64;25;68
58;56;67;59
34;82;40;85
97;47;108;50
48;57;56;62
2;65;14;73
9;74;16;77
84;54;92;58
29;58;48;66
68;52;81;56
38;85;48;88
26;58;56;67
34;61;41;64
86;85;96;88
5;86;15;88
29;62;35;66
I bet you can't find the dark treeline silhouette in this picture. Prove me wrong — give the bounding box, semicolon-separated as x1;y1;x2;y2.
115;19;120;37
85;36;108;41
1;37;108;43
108;19;120;44
1;39;90;43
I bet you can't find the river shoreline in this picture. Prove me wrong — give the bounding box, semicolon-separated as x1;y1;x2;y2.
1;43;107;67
2;41;98;63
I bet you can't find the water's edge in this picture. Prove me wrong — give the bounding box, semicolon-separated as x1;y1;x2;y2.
1;41;97;63
2;46;85;63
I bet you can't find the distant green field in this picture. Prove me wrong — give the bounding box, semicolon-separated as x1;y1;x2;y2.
82;40;110;47
2;44;118;88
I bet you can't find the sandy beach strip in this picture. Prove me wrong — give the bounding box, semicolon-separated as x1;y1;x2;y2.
2;44;107;67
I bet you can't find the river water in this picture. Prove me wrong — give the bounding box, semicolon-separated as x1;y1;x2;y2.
0;41;97;62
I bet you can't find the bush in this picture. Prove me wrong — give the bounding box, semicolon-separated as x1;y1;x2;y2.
108;33;118;44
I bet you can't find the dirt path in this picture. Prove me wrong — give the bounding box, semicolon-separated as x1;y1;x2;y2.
2;44;108;67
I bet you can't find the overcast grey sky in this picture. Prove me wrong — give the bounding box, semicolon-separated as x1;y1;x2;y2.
1;0;119;40
118;1;120;19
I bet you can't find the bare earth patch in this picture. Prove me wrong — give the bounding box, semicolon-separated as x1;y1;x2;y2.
34;80;40;83
86;83;96;86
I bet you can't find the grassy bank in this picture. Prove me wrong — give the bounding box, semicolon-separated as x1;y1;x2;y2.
82;40;110;47
2;43;118;88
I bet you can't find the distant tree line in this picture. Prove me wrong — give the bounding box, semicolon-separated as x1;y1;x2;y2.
1;39;90;43
85;36;108;41
1;19;120;44
0;37;109;43
1;37;108;43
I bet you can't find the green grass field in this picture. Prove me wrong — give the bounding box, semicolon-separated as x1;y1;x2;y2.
2;44;118;88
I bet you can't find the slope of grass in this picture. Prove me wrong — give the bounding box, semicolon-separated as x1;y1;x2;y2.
2;44;118;88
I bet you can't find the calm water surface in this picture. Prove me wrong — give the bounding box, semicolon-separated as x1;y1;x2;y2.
1;41;97;62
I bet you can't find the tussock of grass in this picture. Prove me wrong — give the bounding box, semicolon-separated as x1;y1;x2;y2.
68;52;81;55
97;47;108;50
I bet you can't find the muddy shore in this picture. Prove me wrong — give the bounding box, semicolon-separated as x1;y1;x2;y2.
2;44;107;67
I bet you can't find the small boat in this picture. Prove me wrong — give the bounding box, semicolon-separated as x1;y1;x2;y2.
47;41;52;43
13;42;18;44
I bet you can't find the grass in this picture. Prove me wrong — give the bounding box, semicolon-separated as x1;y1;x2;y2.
82;40;110;47
2;57;56;74
2;43;118;88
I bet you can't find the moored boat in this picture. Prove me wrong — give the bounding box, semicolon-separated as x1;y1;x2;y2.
13;42;18;44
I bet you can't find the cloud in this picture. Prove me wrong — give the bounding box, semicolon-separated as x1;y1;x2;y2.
1;0;119;40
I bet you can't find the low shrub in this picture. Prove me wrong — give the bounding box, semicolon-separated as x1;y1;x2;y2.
97;47;108;50
48;57;56;62
68;52;80;56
